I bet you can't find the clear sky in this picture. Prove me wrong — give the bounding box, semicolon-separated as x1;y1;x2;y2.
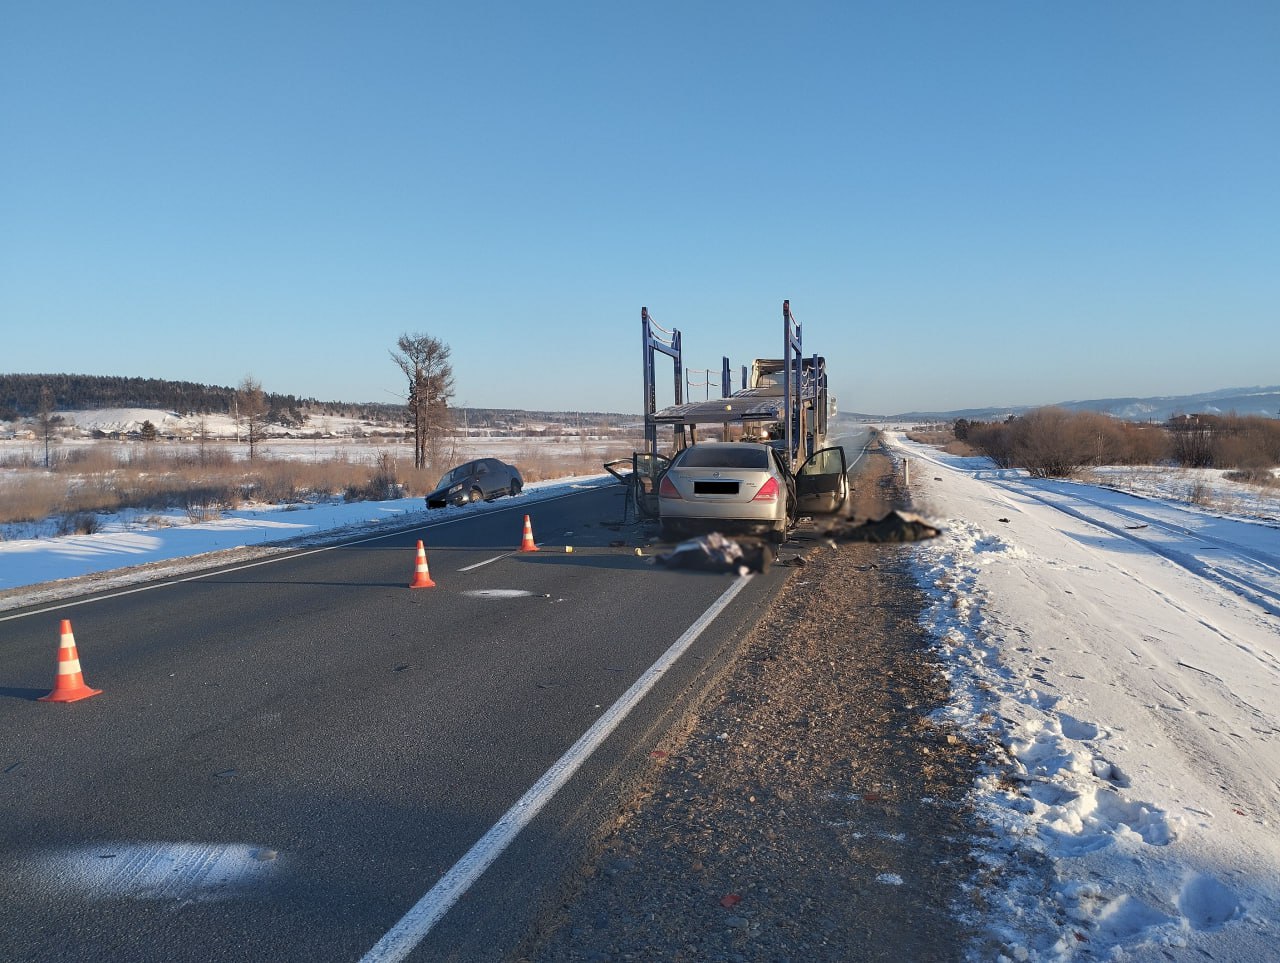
2;2;1276;416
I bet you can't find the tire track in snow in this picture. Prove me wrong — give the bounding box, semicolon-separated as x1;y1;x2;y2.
990;479;1280;619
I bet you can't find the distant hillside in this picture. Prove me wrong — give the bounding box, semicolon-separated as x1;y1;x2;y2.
844;385;1280;424
0;373;638;432
0;373;327;425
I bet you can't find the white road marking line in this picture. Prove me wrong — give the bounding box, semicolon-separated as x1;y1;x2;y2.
359;574;754;963
457;553;512;572
847;446;870;472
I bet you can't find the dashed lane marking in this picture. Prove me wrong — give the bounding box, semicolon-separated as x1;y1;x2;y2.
458;553;512;572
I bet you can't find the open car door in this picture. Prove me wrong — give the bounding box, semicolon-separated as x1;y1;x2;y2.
795;446;848;516
632;452;671;519
605;452;671;521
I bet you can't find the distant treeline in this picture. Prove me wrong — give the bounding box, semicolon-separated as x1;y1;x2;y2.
0;373;636;428
0;374;341;426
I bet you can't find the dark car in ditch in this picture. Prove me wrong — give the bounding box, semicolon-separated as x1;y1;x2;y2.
424;458;523;509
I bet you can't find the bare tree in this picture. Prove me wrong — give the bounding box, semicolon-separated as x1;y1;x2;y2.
237;375;270;461
1167;414;1215;468
196;410;212;467
36;384;62;469
390;333;455;470
1008;407;1101;478
969;420;1015;469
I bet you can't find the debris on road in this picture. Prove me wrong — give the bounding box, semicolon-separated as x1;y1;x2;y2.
652;533;771;574
827;509;941;543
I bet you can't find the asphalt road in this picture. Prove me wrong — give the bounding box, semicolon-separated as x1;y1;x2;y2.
0;427;874;963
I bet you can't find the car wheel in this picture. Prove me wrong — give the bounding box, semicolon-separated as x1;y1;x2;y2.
469;487;483;504
510;479;522;496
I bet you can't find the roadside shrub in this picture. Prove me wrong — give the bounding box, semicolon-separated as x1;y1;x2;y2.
1167;414;1280;470
184;482;238;521
252;470;303;505
1188;478;1214;507
344;454;404;502
185;501;223;523
1008;408;1103;478
344;477;403;502
60;446;120;473
1212;415;1280;469
1224;467;1279;488
905;428;953;446
1167;417;1216;468
1110;421;1169;465
968;421;1015;469
56;512;102;536
0;473;68;523
942;439;981;456
971;409;1158;478
512;445;615;482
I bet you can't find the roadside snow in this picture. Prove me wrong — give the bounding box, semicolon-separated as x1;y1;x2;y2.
0;475;614;605
888;433;1280;961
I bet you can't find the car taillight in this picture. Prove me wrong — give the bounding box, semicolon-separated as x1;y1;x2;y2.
659;476;682;499
752;477;780;502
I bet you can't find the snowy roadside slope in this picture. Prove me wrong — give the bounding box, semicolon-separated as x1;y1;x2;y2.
0;476;614;606
887;434;1280;961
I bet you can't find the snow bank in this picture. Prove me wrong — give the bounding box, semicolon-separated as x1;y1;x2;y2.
892;435;1280;961
0;475;615;599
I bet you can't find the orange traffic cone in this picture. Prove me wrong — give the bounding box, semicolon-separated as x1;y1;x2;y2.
38;619;102;703
518;514;539;552
409;539;437;588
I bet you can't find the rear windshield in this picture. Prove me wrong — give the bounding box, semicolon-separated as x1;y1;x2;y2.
676;446;768;470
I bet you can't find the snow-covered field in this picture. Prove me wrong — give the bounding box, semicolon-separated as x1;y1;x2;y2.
0;417;637;543
3;428;1278;960
0;408;638;491
0;428;632;470
890;433;1280;961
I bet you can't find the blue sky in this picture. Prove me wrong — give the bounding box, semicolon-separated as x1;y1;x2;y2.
2;2;1276;416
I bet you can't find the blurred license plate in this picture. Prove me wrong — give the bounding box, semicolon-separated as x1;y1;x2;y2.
694;481;740;495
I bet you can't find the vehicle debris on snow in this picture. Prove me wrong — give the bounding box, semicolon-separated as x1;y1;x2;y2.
825;510;941;543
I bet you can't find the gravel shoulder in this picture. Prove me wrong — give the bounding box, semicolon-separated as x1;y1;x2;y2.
517;448;992;962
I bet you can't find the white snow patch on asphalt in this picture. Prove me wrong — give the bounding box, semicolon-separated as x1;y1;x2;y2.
28;841;282;901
